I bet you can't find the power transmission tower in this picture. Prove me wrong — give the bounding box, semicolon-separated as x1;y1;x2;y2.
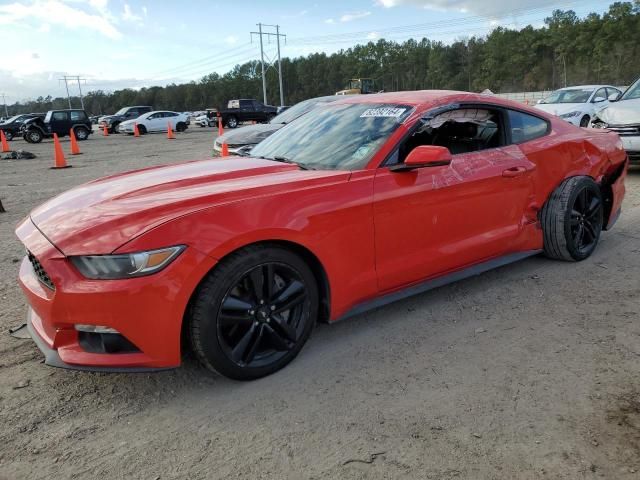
59;75;87;109
1;93;8;117
250;24;286;106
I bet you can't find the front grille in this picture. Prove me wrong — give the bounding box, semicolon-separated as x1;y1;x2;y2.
607;125;640;136
27;251;55;290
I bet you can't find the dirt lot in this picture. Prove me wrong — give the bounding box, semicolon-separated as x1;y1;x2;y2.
1;128;639;480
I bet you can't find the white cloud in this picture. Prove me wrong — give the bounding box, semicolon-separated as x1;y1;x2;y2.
374;0;542;16
0;0;122;39
367;31;379;40
224;35;238;45
122;3;142;22
324;18;335;24
142;5;147;16
282;9;308;19
340;11;371;22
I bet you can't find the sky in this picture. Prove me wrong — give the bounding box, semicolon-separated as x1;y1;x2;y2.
0;0;613;102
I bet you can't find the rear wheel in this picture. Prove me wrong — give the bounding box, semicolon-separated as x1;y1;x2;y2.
579;115;590;128
176;122;187;132
541;176;603;261
74;126;89;140
226;115;238;128
189;245;318;380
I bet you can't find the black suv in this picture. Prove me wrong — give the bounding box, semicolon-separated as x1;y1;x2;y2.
98;106;152;133
0;113;44;140
22;109;93;144
218;99;278;128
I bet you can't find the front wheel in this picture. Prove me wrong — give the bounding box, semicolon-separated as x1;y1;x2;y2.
176;122;187;132
189;245;318;380
226;115;238;128
137;124;147;135
579;115;590;128
24;129;43;144
541;176;604;261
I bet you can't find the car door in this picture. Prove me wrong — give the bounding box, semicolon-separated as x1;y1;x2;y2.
146;112;164;132
373;106;537;291
238;100;254;121
51;111;70;135
164;112;178;130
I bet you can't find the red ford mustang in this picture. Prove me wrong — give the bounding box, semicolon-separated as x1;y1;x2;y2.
16;91;628;379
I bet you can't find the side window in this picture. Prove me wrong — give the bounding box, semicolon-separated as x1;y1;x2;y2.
592;88;607;103
253;100;263;109
147;113;158;120
607;87;621;99
70;111;87;122
165;112;177;117
52;112;68;121
239;100;252;109
508;110;548;144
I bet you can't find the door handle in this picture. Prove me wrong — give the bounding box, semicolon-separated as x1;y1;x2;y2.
502;166;528;178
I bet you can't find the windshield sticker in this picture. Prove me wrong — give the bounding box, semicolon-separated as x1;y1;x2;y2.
360;107;406;118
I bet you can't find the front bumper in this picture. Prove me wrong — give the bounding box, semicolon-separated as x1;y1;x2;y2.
619;136;640;165
16;218;214;371
212;141;253;157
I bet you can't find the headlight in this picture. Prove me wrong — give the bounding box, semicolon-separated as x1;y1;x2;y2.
559;111;582;119
70;246;185;279
592;120;608;129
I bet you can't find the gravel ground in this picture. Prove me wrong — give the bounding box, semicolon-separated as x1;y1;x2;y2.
0;128;639;480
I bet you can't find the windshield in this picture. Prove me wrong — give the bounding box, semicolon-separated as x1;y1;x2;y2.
543;88;594;104
251;103;412;171
621;78;640;101
114;108;128;115
4;115;24;123
269;97;336;125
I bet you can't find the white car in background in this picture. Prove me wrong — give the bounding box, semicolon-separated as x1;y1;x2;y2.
535;85;623;127
119;111;189;135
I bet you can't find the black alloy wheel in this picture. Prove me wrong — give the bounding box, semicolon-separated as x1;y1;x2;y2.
218;263;309;368
189;245;318;380
569;185;603;257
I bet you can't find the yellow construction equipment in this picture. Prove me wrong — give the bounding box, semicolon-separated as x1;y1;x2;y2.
336;78;375;95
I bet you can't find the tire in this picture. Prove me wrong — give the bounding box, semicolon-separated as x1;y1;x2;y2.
137;125;147;135
579;115;590;128
24;129;43;144
74;126;90;140
4;130;13;141
111;122;120;134
266;114;275;123
189;245;319;380
226;115;238;128
541;176;604;261
176;122;187;132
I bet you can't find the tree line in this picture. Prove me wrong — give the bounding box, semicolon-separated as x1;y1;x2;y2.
7;2;640;116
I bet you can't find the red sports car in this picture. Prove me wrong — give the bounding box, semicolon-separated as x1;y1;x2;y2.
16;91;628;380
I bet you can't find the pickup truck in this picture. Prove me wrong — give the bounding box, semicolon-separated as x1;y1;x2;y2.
98;106;152;133
218;99;277;128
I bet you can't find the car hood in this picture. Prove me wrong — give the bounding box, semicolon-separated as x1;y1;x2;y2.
534;103;585;116
217;123;282;146
29;157;349;255
595;98;640;125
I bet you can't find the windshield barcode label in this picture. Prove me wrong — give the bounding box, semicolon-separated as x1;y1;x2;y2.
360;107;406;118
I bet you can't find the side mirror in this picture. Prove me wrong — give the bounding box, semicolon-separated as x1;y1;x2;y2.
608;92;620;102
537;99;544;104
593;97;606;103
390;146;452;172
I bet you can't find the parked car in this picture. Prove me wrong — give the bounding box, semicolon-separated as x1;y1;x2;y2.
118;111;189;134
535;85;623;127
0;113;43;141
591;77;640;165
214;95;340;156
21;109;92;143
218;99;278;128
16;91;627;380
98;106;152;133
194;109;218;127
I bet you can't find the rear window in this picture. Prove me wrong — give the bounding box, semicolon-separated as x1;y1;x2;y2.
51;111;68;122
70;111;87;122
508;110;548;144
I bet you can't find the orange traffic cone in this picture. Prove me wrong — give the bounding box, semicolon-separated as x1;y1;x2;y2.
51;133;71;169
69;128;82;155
0;130;10;153
221;142;229;157
103;124;109;136
217;113;224;137
167;122;175;140
134;123;140;137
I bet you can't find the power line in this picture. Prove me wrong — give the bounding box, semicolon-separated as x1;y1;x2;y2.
251;23;286;106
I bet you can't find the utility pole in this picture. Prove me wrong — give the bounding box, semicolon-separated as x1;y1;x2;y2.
251;24;286;106
59;75;86;109
1;93;8;117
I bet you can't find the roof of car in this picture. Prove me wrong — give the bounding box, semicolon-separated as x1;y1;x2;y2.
558;85;614;90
